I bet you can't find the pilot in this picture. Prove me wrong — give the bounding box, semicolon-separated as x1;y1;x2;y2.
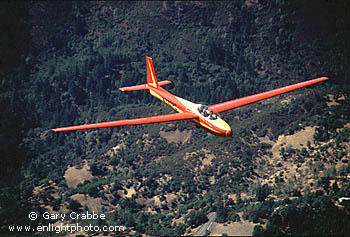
209;112;217;120
198;105;205;113
198;105;209;115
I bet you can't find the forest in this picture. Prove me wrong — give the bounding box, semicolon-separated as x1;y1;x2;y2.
1;1;350;236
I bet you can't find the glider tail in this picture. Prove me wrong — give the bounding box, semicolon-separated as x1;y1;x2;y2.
146;56;159;88
119;56;171;92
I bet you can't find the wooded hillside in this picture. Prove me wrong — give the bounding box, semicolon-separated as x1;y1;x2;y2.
1;1;350;236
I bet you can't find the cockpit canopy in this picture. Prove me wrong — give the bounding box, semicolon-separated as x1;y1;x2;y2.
198;104;218;120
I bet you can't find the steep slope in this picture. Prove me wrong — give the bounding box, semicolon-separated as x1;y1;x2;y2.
1;1;350;236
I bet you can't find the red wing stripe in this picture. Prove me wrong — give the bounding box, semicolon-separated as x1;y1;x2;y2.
51;112;198;132
209;77;328;113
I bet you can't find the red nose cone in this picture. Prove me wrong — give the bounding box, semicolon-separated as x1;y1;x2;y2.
226;130;232;137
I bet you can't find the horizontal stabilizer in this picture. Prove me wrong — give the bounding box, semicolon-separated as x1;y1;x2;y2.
51;112;197;132
119;80;171;91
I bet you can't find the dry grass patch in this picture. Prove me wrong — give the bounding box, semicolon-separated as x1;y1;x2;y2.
106;143;126;157
158;174;172;184
125;186;136;198
32;181;60;213
210;220;257;236
173;215;185;225
201;153;215;168
64;161;93;188
326;94;345;107
187;225;202;236
258;135;274;145
271;126;316;157
210;213;257;236
70;193;114;213
160;129;192;144
166;193;177;203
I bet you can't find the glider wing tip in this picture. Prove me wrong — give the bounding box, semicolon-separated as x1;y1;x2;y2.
320;77;328;83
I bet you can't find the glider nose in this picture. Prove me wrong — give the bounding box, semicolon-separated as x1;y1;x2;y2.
226;129;232;137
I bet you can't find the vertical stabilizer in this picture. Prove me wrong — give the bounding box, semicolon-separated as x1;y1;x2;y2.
146;56;159;88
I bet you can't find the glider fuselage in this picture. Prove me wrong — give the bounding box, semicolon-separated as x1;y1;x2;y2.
148;86;232;137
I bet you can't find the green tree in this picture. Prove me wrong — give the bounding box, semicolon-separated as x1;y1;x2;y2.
185;210;208;228
216;201;228;223
253;225;265;236
68;199;82;212
256;184;270;201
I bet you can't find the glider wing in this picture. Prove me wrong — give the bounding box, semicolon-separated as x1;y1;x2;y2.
52;112;198;132
208;77;328;113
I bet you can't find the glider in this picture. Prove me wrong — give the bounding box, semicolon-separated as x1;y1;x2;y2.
52;57;328;137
